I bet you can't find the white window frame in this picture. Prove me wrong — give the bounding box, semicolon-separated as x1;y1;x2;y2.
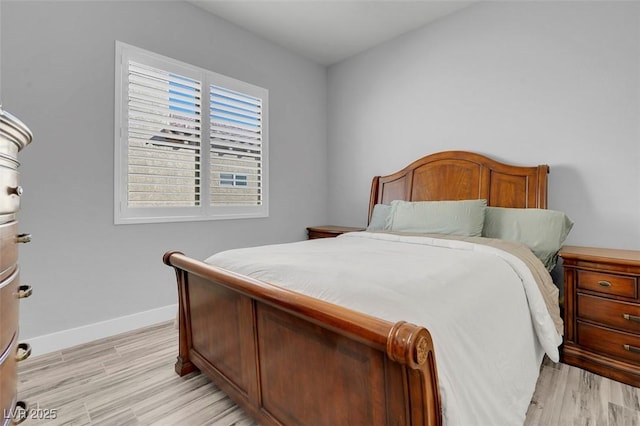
114;41;269;224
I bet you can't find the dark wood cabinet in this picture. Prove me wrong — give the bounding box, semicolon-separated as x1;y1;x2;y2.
561;245;640;386
306;225;365;240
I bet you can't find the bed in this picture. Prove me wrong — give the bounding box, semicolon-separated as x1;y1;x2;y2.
163;150;563;426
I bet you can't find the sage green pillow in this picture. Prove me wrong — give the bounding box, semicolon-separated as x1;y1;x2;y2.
386;199;487;237
367;204;391;231
482;207;574;271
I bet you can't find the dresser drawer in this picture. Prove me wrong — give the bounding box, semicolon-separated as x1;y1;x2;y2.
0;222;17;282
577;321;640;364
577;269;637;299
0;166;20;217
0;271;19;356
577;293;640;334
0;337;17;426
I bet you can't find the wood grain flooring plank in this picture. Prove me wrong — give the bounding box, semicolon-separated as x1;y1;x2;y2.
60;343;120;365
609;402;640;426
159;389;252;426
135;376;230;424
583;368;608;425
81;364;178;416
555;362;582;426
622;384;640;411
533;359;572;426
610;379;640;412
129;370;210;414
16;351;64;375
20;401;91;426
89;407;138;426
101;344;176;376
525;359;556;425
18;358;109;407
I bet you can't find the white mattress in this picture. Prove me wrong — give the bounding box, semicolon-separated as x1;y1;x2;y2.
206;231;562;426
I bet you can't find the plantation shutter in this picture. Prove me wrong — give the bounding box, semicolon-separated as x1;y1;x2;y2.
115;42;268;224
210;85;263;206
127;61;202;207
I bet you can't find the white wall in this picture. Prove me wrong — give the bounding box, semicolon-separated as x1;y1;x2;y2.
1;1;328;341
328;1;640;250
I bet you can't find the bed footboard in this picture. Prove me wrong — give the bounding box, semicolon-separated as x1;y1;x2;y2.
164;251;442;426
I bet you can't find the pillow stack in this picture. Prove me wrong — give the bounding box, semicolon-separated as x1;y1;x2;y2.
366;199;573;271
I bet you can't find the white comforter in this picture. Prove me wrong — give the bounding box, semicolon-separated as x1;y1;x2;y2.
205;231;562;426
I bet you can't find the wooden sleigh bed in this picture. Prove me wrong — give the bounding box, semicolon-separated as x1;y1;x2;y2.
163;150;550;426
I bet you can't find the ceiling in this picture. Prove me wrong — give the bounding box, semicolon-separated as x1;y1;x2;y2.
189;1;474;66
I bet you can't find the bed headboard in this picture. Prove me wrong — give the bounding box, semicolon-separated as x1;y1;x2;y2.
368;151;549;223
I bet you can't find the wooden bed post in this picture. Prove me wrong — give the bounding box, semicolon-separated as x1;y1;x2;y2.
368;176;380;224
537;165;549;209
163;251;197;376
387;321;442;426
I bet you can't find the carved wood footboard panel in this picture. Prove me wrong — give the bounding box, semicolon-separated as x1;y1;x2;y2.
164;252;442;426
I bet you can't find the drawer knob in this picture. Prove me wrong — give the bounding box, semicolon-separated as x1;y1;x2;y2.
623;313;640;323
16;342;32;362
11;401;28;424
16;233;31;243
17;284;33;299
598;280;612;288
8;185;23;196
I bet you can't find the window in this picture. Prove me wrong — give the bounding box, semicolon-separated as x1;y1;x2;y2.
114;42;268;224
220;173;248;187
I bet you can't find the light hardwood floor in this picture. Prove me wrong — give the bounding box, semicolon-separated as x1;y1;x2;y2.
15;321;640;425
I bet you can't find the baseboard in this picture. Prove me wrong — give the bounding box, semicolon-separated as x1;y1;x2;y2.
25;304;178;356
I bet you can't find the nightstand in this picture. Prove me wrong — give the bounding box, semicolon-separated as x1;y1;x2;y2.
560;245;640;386
306;225;365;240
